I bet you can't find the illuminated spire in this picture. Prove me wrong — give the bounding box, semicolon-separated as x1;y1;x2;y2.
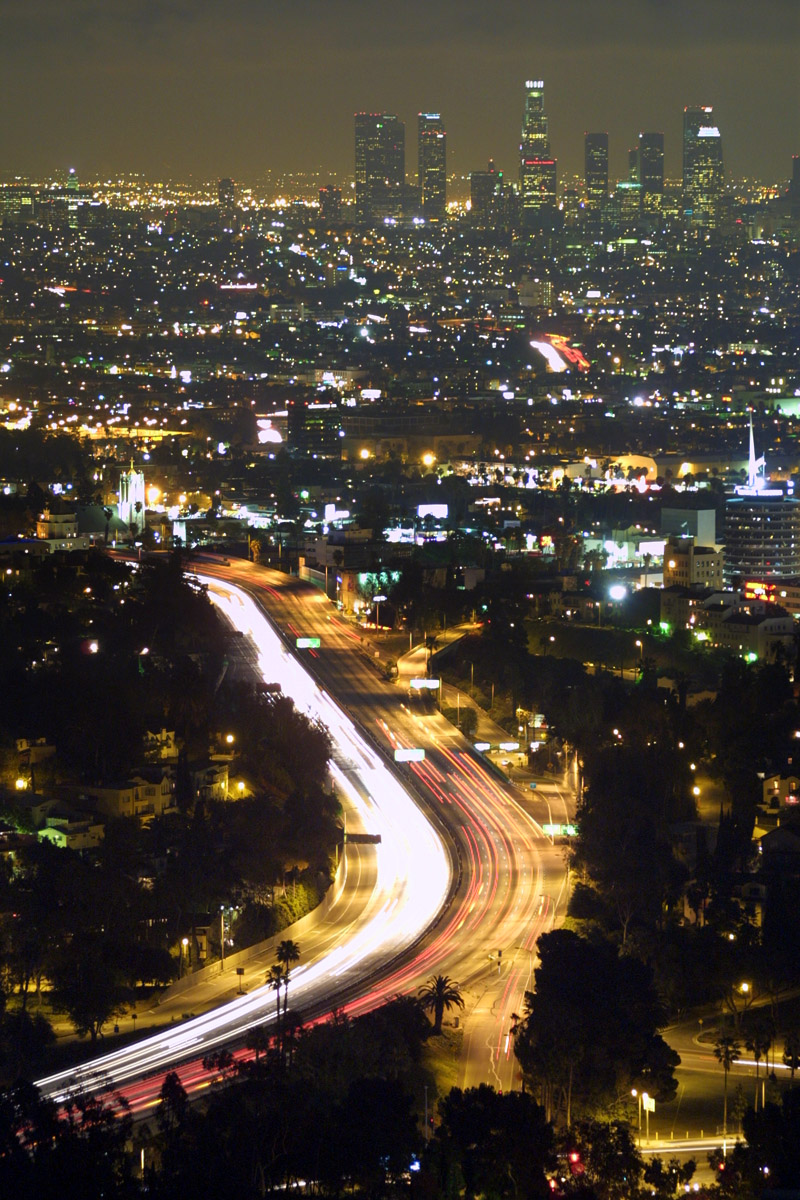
747;411;765;490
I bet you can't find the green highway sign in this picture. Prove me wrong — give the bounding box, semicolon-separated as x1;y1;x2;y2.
542;823;578;837
410;678;440;689
296;637;321;649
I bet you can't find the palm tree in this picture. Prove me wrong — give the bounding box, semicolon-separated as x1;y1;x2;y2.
783;1028;800;1082
746;1020;773;1110
419;974;465;1035
276;939;300;1024
267;963;283;1050
714;1034;741;1143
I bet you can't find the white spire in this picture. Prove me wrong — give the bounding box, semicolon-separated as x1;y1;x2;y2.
747;411;765;490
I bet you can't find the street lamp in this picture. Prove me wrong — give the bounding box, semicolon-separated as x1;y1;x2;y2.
632;1089;642;1144
180;936;189;978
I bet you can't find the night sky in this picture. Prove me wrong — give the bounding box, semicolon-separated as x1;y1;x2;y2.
2;0;797;184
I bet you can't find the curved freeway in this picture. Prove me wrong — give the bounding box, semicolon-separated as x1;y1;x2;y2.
199;559;571;1093
37;558;571;1106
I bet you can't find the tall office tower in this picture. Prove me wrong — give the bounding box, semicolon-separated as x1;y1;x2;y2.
318;184;342;224
584;133;608;210
218;178;236;231
683;106;724;228
628;147;640;183
470;159;501;225
790;155;800;219
520;79;557;228
354;112;405;223
418;112;446;220
638;132;665;199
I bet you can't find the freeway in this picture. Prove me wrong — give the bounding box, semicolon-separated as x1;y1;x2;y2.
198;558;571;1093
36;570;451;1107
36;557;570;1106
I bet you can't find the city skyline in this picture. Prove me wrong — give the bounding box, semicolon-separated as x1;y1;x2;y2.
0;0;797;182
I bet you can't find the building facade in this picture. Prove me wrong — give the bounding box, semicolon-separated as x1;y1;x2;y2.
584;133;608;212
520;80;557;228
355;112;405;223
418;112;446;220
724;492;800;584
683;105;724;228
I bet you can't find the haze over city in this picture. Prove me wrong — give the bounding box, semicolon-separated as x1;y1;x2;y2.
1;0;798;180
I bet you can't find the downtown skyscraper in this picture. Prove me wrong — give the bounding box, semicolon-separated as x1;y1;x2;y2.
418;113;447;220
584;132;609;212
638;132;665;200
519;79;557;230
683;106;724;228
354;112;405;223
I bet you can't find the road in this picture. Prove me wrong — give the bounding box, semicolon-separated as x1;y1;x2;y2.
198;558;573;1094
36;557;572;1110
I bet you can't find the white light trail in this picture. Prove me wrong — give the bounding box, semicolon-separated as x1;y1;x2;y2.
37;574;450;1102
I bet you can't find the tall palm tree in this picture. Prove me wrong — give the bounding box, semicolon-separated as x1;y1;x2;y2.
714;1034;741;1143
276;939;300;1024
419;974;465;1035
746;1021;772;1110
267;964;283;1050
783;1028;800;1082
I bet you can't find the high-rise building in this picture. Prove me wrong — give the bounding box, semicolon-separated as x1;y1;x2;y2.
318;185;342;224
354;113;405;223
520;79;557;228
218;178;236;231
723;417;800;584
418;113;446;220
683;106;724;228
470;159;501;224
584;133;608;211
789;154;800;220
628;147;640;183
638;132;665;199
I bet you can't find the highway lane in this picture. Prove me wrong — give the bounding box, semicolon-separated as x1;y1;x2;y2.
36;571;452;1108
199;558;571;1095
37;556;571;1108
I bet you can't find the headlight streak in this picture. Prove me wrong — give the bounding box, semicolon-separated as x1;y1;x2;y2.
37;575;451;1104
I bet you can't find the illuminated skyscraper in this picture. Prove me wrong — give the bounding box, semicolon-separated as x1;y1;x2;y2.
683;106;724;228
418;113;446;220
354;112;405;223
584;133;608;210
519;79;556;228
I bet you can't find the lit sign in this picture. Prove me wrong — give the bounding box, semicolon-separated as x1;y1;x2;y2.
395;747;425;763
417;504;448;520
542;824;578;837
410;678;440;690
474;742;491;752
296;637;321;649
498;741;520;752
